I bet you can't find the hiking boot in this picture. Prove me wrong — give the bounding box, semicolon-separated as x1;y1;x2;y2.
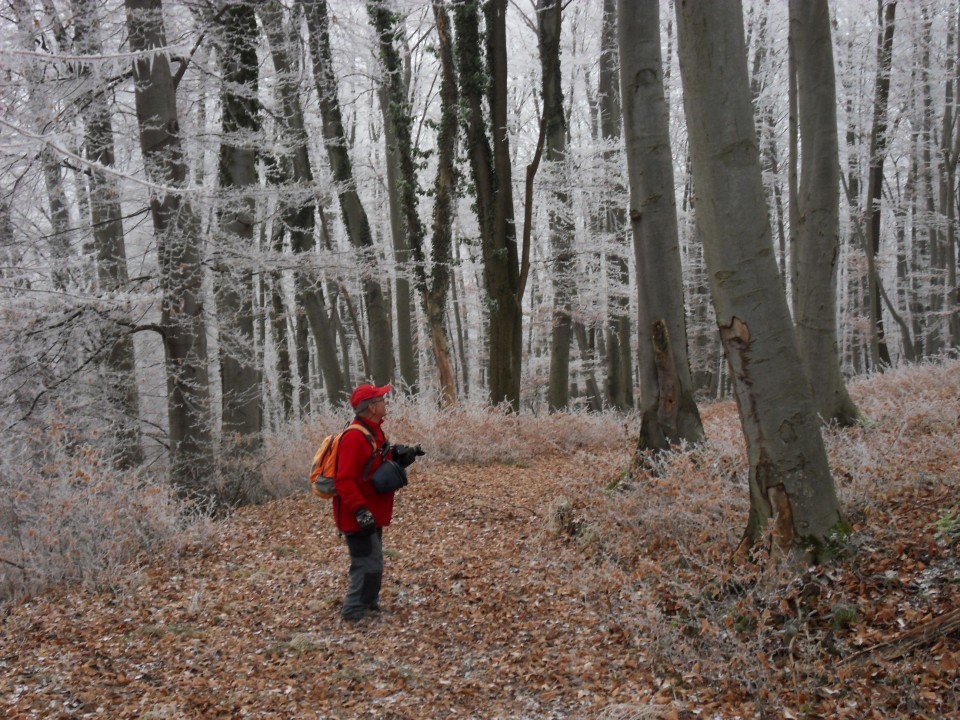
342;608;377;624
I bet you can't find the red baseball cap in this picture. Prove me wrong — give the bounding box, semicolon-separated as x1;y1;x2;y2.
350;383;392;409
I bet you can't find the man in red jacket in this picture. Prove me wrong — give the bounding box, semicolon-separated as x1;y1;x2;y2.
335;383;421;622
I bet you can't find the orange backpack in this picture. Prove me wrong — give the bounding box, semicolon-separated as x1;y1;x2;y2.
309;423;377;499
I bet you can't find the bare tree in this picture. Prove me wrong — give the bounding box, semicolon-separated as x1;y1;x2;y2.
124;0;215;499
789;0;859;425
302;0;394;386
454;0;524;410
619;0;704;453
259;1;346;406
598;0;633;411
537;0;576;411
214;0;263;499
74;2;144;468
864;0;897;369
675;0;842;559
368;0;458;406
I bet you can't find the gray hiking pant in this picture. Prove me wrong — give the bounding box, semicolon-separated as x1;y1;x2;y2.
342;528;383;618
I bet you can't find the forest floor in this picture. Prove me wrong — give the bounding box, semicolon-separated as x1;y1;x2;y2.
2;362;959;719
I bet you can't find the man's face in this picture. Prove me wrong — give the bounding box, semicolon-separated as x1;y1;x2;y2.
367;396;387;422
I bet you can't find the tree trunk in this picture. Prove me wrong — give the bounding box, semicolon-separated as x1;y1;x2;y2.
455;0;522;410
427;0;460;407
539;0;575;412
368;0;458;407
13;0;73;292
268;225;294;421
789;0;859;426
214;0;264;501
619;0;704;453
598;0;633;411
865;0;897;368
125;0;215;500
73;3;143;469
259;1;346;405
675;0;842;560
918;8;943;358
379;81;419;395
487;0;523;409
302;0;393;386
944;8;960;349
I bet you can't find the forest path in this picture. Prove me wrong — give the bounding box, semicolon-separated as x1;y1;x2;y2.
3;453;661;719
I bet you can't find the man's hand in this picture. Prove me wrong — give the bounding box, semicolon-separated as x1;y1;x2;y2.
354;507;376;532
393;444;425;468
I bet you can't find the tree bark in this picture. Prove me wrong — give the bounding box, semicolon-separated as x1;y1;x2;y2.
865;0;897;368
378;82;419;394
619;0;704;452
538;0;576;412
943;8;960;349
675;0;842;559
789;0;859;426
598;0;633;411
73;3;143;469
455;0;522;410
368;0;458;406
302;0;394;386
259;1;346;405
214;0;264;500
125;0;215;500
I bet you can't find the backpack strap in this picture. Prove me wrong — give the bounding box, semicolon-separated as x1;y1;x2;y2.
343;422;380;483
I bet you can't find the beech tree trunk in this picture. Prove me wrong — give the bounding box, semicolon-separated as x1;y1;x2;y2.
539;0;576;412
215;0;263;500
675;0;842;559
125;0;215;500
376;34;419;394
303;0;394;387
260;1;346;405
74;4;143;469
789;0;859;426
865;1;897;368
944;9;960;349
599;0;633;411
455;0;522;410
619;0;704;452
369;0;458;406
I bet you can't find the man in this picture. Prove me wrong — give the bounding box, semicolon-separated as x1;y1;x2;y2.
334;383;422;622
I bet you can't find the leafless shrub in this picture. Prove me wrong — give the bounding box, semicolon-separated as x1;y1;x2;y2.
0;419;212;603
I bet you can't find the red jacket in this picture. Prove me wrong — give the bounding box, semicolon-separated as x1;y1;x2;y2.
332;417;396;533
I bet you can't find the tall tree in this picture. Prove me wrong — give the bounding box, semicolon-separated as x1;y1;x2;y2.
455;0;523;410
302;0;394;386
538;0;576;411
943;7;960;349
214;0;263;498
259;1;346;406
368;0;459;406
74;2;143;468
619;0;704;452
374;18;419;395
598;0;633;411
789;0;859;426
124;0;215;500
675;0;842;559
864;0;897;368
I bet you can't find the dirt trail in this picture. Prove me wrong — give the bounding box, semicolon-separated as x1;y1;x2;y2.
2;454;658;719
